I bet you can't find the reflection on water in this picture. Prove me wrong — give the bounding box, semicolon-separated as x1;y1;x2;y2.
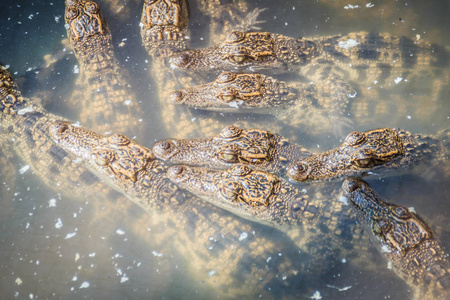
0;0;449;299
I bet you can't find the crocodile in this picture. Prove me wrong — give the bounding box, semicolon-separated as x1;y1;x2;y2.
140;0;282;138
152;124;312;176
0;64;320;298
287;127;449;182
170;30;449;87
169;70;355;136
342;177;450;300
48;119;368;298
64;0;141;136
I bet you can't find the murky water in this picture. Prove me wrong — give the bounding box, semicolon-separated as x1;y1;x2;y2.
1;0;449;299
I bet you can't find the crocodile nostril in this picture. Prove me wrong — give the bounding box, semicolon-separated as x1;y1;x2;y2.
169;90;184;103
170;52;191;69
168;165;186;180
286;162;309;182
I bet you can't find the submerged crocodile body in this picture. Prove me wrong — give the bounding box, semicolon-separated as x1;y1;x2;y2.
152;124;311;176
287;127;449;182
64;0;141;136
169;30;449;132
170;30;449;86
0;65;318;298
342;178;450;300
48;120;377;296
140;0;282;138
170;71;354;135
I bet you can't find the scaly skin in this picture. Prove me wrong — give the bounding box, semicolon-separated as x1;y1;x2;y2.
152;124;312;176
342;178;450;300
0;66;108;196
169;71;355;136
170;31;449;87
287;128;449;182
164;161;373;285
65;0;141;136
2;66;315;298
48;120;351;298
141;0;282;138
167;163;323;227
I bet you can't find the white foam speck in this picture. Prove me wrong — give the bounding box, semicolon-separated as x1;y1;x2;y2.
408;207;416;213
55;218;63;229
407;115;412;119
88;252;95;257
152;251;163;257
208;270;216;277
65;232;77;239
228;100;243;108
48;198;57;207
238;231;248;241
338;39;360;49
19;165;30;175
79;281;90;289
18;106;34;115
116;229;125;235
394;77;403;84
366;3;375;8
75;253;80;262
73;65;79;74
15;277;22;285
344;5;359;10
120;276;129;283
338;195;349;206
72;275;77;281
310;290;322;299
124;100;132;106
381;245;391;253
342;258;347;263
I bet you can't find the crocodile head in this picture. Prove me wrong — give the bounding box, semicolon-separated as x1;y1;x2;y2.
342;178;432;255
153;125;283;168
286;128;419;182
168;164;278;207
49;121;155;183
167;163;319;226
140;0;189;58
65;0;109;43
342;178;450;297
0;66;26;114
170;71;297;111
170;31;317;71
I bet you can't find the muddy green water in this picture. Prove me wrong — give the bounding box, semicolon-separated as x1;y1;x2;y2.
0;0;449;299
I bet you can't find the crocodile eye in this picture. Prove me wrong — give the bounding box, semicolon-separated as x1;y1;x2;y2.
216;71;236;83
353;158;374;168
230;54;248;64
85;2;99;14
218;87;236;103
393;206;410;219
95;150;114;166
344;131;366;146
218;151;238;163
220;182;241;201
66;6;79;20
219;125;242;139
226;31;245;43
372;222;382;236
